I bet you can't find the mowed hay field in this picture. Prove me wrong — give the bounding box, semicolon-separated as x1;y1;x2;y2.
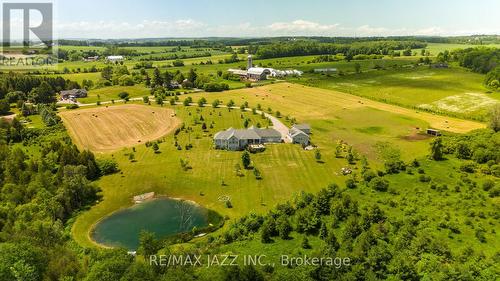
190;82;485;134
59;104;180;153
298;67;500;119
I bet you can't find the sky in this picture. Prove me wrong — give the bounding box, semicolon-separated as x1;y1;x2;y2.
3;0;500;39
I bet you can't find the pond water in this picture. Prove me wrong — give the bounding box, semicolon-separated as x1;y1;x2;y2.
92;198;208;250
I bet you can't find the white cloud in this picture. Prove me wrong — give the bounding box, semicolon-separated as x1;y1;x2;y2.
414;26;445;36
54;19;206;39
267;20;340;34
2;18;490;39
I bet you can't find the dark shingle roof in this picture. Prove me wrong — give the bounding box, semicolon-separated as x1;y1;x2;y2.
289;127;308;138
214;127;281;140
292;123;310;131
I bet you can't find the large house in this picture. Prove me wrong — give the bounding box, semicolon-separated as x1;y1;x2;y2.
60;89;88;100
214;126;282;150
287;124;311;145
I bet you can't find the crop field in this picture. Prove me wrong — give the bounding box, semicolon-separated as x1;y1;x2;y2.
59;104;180;152
294;66;499;119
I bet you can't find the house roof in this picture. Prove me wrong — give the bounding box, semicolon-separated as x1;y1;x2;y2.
228;69;248;76
106;55;124;60
60;89;87;96
293;123;311;131
255;128;281;138
289;127;308;138
247;67;272;75
214;127;281;140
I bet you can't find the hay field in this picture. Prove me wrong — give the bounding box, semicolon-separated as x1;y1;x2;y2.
190;82;485;133
59;104;180;153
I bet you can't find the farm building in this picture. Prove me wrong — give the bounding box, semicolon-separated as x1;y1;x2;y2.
426;129;442;136
314;68;337;73
214;126;282;150
106;55;124;62
247;67;272;81
84;56;99;62
227;55;302;81
287;123;311;145
60;89;88;100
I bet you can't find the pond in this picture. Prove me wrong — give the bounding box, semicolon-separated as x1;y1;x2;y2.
92;198;209;250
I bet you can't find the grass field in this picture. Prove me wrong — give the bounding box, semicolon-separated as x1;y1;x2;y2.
293;66;499;120
59;104;180;152
77;85;151;104
70;82;482;248
422;42;500;55
190;82;485;134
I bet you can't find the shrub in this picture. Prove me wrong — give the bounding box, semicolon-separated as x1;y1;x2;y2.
345;178;357;189
118;91;129;100
65;104;79;109
489;186;500;198
97;159;119;175
459;162;476;173
362;170;377;183
419;175;432;182
204;82;229;92
370;177;389;192
482;179;495;191
491;165;500;177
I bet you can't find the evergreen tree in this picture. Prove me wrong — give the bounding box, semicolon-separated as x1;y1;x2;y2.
242;151;251;169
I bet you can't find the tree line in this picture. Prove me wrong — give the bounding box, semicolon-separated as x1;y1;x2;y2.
448;47;499;90
252;40;427;59
0;120;121;281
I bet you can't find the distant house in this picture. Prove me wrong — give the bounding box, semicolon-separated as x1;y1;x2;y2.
314;68;337;73
287;123;311;145
431;63;448;68
214;126;282;151
169;81;181;89
60;89;87;100
106;55;124;62
84;56;99;62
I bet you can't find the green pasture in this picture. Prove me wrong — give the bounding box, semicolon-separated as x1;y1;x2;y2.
422;42;500;55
